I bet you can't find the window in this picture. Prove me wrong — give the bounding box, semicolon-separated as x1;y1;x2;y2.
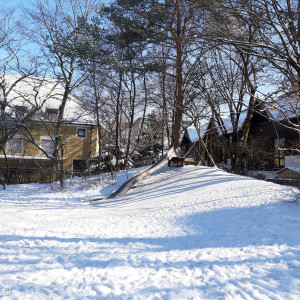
274;138;285;149
77;128;87;138
73;160;86;172
46;108;58;116
6;136;23;156
40;136;55;156
14;105;27;117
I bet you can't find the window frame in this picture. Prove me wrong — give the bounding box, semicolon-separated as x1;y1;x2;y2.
77;128;87;138
46;108;59;116
274;137;285;149
39;136;55;157
5;135;23;156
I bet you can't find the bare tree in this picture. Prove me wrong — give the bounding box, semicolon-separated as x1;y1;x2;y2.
0;7;49;187
101;0;222;151
215;0;300;132
25;0;97;188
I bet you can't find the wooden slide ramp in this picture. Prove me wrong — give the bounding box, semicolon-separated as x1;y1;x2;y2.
83;147;178;204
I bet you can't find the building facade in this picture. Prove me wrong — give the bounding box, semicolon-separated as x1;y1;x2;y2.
0;75;98;183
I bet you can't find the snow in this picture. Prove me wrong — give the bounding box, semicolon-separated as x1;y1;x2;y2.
2;74;94;124
218;110;248;134
285;156;300;168
185;124;209;142
185;110;249;142
248;170;278;180
256;96;300;123
0;155;51;161
0;166;300;299
266;99;300;122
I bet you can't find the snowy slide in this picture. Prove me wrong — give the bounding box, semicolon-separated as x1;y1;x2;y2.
84;147;178;204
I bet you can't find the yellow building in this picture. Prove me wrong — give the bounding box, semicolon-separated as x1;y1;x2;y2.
0;75;98;182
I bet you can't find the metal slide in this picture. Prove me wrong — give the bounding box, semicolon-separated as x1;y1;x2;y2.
84;147;177;204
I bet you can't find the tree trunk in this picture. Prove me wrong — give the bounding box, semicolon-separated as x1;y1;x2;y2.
171;0;184;150
130;71;148;160
173;29;184;149
95;90;102;173
234;86;256;174
115;72;123;171
124;72;136;169
53;69;73;189
162;72;171;150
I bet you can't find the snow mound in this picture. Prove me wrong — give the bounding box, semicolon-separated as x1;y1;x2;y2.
0;166;299;299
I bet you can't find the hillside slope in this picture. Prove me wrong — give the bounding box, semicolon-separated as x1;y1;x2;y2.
0;166;299;299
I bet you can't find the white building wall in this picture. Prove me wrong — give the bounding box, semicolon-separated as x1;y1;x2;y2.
285;155;300;168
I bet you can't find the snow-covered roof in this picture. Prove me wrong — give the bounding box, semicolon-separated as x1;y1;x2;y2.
184;123;209;142
184;96;299;143
0;154;51;160
184;109;251;144
186;127;199;142
215;110;248;134
258;97;300;122
1;74;94;124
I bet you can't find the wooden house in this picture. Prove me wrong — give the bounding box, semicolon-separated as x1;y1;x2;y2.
256;98;300;168
181;98;300;171
181;105;271;169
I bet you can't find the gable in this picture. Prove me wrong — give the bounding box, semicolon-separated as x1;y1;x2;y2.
277;167;300;179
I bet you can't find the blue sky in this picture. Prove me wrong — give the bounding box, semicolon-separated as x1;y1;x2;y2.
4;0;25;8
3;0;33;14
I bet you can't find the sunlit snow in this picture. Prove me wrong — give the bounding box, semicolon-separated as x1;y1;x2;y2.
0;166;299;299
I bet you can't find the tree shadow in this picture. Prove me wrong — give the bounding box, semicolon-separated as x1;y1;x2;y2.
93;167;254;209
1;203;299;251
1;202;299;298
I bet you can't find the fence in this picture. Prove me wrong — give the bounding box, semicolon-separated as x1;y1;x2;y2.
266;178;299;187
1;168;88;185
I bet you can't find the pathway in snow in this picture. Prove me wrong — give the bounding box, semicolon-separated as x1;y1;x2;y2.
0;166;299;299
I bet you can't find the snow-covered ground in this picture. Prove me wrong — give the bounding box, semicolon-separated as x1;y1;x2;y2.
0;166;299;299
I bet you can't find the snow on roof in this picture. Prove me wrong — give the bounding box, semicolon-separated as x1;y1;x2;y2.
0;154;51;160
199;122;209;137
216;110;248;134
184;111;248;142
186;127;199;142
1;74;94;124
185;123;209;142
259;97;300;122
185;108;252;142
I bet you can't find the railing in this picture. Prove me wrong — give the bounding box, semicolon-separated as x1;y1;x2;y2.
266;178;299;187
1;168;89;185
